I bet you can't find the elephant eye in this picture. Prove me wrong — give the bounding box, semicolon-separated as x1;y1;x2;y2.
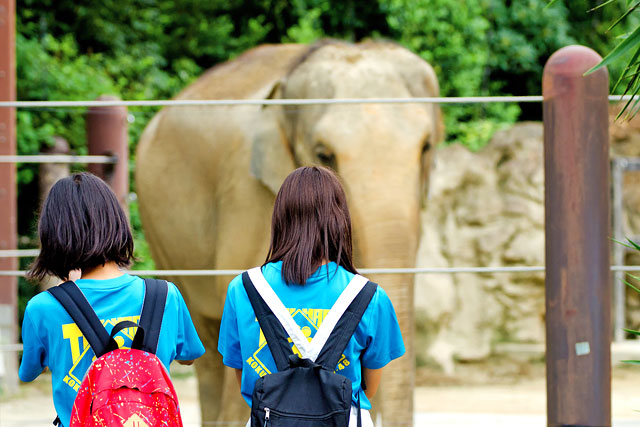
314;144;337;169
422;139;431;154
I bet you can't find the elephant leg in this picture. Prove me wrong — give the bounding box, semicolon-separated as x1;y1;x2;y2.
193;314;249;425
193;316;224;423
379;356;414;425
367;273;415;425
219;366;250;422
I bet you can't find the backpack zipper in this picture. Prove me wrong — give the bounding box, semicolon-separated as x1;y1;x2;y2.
262;407;345;420
263;407;270;426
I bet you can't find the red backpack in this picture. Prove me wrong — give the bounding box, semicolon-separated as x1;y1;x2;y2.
48;279;183;427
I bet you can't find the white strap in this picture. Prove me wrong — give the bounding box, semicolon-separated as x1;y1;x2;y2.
247;267;368;362
248;267;312;357
306;274;368;361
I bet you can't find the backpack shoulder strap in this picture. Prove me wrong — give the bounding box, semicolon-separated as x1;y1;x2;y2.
48;281;116;358
242;270;295;372
306;274;368;362
246;267;314;358
131;278;168;354
315;280;377;370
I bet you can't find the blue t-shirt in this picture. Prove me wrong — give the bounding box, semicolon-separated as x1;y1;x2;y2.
218;261;405;409
19;274;206;427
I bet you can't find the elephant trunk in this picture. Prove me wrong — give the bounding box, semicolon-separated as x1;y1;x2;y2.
352;202;420;424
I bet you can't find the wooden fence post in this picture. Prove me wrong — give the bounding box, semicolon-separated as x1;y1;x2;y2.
543;45;611;426
0;0;18;395
87;95;129;212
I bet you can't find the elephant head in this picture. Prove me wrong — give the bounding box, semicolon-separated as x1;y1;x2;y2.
253;41;442;258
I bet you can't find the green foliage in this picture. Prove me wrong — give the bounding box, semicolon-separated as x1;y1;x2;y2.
15;33;120;236
619;239;640;348
565;1;640;83
384;0;640;145
385;0;573;147
482;0;575;95
17;258;39;335
15;0;393;162
129;199;156;271
587;1;640;118
16;34;118;177
385;0;511;148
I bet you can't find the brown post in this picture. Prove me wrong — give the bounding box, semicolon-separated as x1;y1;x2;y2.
39;137;70;291
543;45;611;426
87;95;129;212
39;136;70;201
0;0;18;394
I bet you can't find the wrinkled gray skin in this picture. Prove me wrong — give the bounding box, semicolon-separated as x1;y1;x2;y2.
136;41;443;424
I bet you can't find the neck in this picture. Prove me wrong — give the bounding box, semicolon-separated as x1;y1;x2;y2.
80;261;124;280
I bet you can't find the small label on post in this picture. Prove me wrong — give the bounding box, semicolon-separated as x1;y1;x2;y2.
575;341;590;356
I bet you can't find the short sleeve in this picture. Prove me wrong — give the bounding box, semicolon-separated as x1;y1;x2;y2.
218;277;243;369
360;287;405;370
172;283;206;361
18;305;47;382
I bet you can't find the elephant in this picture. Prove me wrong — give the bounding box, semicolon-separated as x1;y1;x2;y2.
136;40;443;425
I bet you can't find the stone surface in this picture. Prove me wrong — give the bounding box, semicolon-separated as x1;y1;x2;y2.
416;108;640;372
609;104;640;332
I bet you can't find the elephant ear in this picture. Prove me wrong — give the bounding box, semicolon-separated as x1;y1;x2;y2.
250;81;296;195
384;46;445;144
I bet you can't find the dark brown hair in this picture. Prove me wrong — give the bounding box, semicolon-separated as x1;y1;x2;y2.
28;172;134;282
265;166;358;284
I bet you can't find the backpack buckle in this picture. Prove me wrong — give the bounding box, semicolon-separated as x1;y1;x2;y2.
287;354;318;369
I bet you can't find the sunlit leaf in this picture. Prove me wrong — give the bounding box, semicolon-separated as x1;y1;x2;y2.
626;272;640;281
586;25;640;75
623;328;640;336
612;237;639;250
616;57;640;95
623;279;640;294
621;86;640;119
627;237;640;251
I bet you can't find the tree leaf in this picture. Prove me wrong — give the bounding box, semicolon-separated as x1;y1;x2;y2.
606;1;640;31
623;279;640;294
627;237;640;251
589;0;621;13
585;25;640;75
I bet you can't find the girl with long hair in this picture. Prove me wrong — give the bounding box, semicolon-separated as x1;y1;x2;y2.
219;166;405;425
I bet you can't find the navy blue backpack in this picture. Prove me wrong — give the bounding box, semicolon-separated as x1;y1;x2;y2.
242;267;377;427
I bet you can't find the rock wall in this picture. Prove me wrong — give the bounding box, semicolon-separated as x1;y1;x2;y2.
610;107;640;332
415;123;545;373
416;112;640;373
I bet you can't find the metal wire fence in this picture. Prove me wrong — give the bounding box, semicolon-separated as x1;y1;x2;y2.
2;265;640;277
0;94;634;108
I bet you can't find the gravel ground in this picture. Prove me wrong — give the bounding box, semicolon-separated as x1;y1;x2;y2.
2;361;640;426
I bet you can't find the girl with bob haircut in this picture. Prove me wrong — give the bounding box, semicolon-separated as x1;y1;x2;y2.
19;172;205;427
219;166;405;426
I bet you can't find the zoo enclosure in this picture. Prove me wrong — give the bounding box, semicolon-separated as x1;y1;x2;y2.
0;9;630;423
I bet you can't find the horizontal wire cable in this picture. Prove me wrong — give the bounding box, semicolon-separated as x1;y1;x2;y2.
1;265;639;277
0;95;634;108
0;155;118;164
0;249;40;257
0;96;544;108
0;344;23;352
